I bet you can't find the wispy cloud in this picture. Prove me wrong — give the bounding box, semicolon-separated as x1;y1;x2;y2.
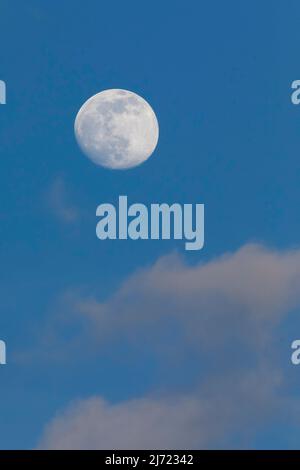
46;176;79;224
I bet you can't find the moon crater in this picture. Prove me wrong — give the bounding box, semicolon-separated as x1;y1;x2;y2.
74;89;159;169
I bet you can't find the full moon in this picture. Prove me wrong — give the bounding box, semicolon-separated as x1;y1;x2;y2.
74;89;159;169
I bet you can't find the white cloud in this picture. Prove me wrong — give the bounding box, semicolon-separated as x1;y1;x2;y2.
35;243;300;449
38;366;282;450
72;244;300;352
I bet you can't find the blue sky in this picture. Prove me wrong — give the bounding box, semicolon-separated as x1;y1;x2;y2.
1;0;300;449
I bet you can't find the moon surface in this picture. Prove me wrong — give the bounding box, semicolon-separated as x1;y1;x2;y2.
74;89;159;169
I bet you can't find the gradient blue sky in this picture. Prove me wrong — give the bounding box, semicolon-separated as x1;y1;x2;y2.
1;0;300;449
